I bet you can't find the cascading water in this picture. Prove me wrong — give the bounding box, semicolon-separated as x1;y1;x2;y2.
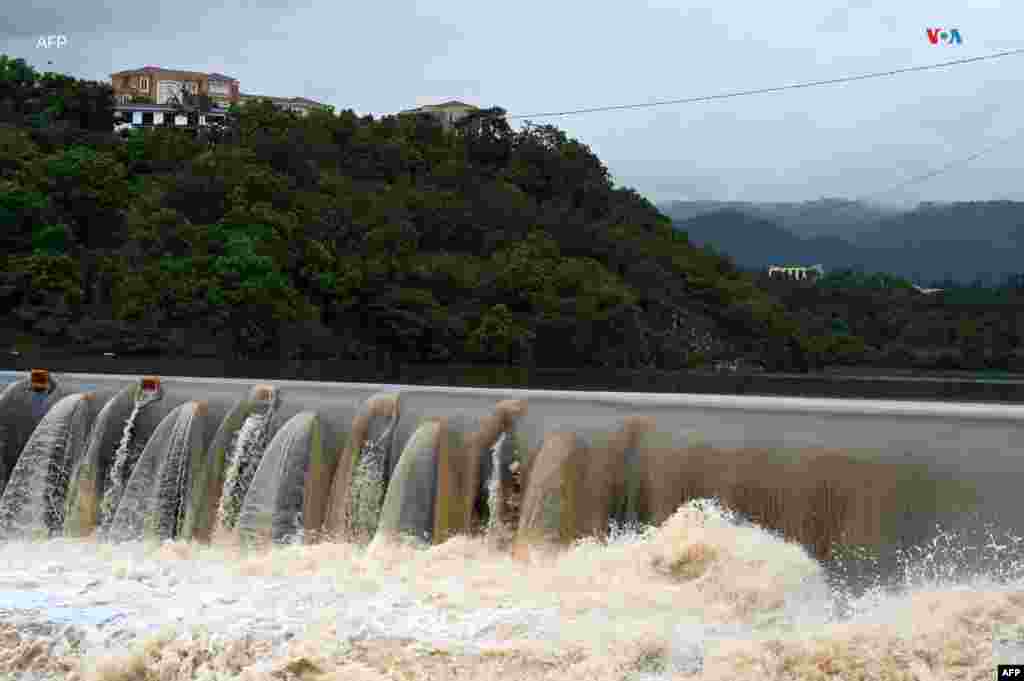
485;432;508;536
29;388;50;421
107;401;206;543
290;509;305;545
216;388;280;532
0;393;93;538
155;406;198;540
98;381;163;530
0;370;61;497
236;410;323;547
343;420;394;542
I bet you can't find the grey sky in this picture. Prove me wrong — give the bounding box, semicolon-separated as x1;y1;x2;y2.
2;0;1021;206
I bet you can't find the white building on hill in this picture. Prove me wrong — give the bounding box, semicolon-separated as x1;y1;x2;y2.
767;264;825;280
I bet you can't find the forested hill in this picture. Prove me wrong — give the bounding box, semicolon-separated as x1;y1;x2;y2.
659;199;897;241
0;55;811;370
662;199;1024;285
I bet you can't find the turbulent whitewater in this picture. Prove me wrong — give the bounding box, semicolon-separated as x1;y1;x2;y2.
216;388;279;533
3;501;1024;681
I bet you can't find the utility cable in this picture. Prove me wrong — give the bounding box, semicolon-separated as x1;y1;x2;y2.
855;130;1020;201
776;129;1023;223
505;48;1024;120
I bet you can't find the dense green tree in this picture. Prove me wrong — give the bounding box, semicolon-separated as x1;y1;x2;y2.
27;145;129;249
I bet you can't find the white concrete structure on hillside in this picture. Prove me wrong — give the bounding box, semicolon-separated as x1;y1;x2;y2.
768;264;825;280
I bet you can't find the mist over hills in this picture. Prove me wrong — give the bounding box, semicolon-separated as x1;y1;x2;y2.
659;199;900;241
660;200;1024;285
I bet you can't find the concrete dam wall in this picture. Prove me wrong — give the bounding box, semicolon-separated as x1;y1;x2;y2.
1;370;1022;583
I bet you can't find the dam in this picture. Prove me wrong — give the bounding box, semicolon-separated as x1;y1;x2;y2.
1;369;1023;679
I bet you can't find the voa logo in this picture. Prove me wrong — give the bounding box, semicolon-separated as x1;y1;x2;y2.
926;28;962;45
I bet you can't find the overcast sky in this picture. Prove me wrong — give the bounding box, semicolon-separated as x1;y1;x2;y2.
2;0;1021;206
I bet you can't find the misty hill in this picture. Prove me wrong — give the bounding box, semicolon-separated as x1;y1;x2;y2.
675;209;872;273
852;201;1024;249
667;201;1024;285
659;199;898;241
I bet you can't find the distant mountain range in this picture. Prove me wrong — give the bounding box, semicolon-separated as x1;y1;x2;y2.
659;200;1024;285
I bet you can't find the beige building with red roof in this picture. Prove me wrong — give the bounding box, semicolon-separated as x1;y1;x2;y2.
110;66;240;107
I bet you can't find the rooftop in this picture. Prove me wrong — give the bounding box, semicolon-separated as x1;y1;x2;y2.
290;96;327;106
240;93;328;107
112;66;237;81
416;100;476;109
399;100;480;115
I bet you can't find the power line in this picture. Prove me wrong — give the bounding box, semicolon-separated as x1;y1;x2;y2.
507;48;1024;120
758;128;1022;226
857;131;1021;200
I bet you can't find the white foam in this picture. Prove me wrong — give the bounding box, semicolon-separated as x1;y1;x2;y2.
1;500;1022;680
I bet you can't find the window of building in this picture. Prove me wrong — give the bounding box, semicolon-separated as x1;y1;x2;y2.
139;76;150;90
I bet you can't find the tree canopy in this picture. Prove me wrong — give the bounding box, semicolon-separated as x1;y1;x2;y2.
0;55;869;371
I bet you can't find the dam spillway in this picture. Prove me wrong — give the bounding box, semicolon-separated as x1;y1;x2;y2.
0;370;1021;565
2;369;1024;679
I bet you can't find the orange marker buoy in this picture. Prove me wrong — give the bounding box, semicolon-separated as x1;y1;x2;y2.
30;369;50;392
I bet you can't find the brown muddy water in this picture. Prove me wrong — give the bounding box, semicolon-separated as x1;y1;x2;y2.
2;499;1024;681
